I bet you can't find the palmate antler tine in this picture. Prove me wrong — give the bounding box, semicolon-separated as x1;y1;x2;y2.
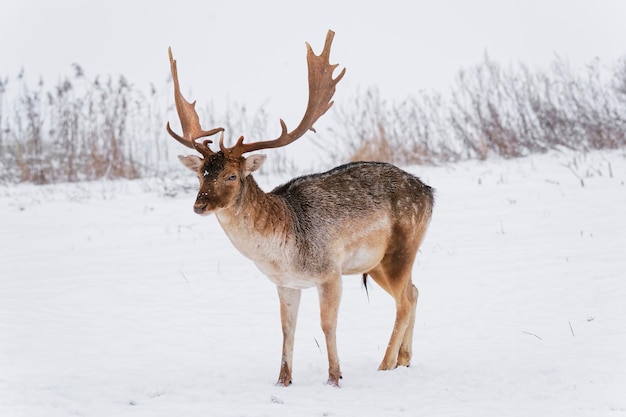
221;30;346;158
166;47;224;156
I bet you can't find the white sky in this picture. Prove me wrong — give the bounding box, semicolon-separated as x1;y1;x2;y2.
2;0;626;126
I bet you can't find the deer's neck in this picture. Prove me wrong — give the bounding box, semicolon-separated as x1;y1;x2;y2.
215;176;293;266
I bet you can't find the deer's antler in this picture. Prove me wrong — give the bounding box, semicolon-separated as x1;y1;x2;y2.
220;30;346;159
166;47;224;158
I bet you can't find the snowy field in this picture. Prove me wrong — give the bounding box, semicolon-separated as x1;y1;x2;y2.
1;150;625;417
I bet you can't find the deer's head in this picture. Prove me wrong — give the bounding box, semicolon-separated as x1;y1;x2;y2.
178;149;266;215
166;31;345;216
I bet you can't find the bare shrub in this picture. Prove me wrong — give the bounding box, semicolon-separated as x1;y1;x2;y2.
328;89;451;166
0;67;273;184
349;130;393;163
0;69;144;184
330;54;626;165
3;53;626;184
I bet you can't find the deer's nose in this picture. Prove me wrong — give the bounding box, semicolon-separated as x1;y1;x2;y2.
193;202;208;214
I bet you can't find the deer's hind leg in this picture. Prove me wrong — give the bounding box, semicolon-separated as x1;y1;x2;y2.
397;283;418;366
367;248;419;370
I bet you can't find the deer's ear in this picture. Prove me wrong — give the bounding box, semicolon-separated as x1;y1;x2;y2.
178;155;203;172
243;154;266;176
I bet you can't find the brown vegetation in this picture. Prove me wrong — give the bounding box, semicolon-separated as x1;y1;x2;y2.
1;55;625;184
333;55;626;165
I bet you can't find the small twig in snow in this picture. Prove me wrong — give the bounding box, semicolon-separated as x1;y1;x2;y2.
522;331;542;340
569;321;575;337
314;337;322;354
563;163;585;187
270;395;284;404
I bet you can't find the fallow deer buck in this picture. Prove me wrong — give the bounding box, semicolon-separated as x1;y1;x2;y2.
166;30;434;387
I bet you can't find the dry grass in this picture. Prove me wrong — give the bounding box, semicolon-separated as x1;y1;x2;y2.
1;68;149;184
0;67;278;184
2;54;626;184
330;55;626;165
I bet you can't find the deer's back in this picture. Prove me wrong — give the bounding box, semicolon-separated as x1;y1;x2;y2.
270;162;434;275
272;161;433;219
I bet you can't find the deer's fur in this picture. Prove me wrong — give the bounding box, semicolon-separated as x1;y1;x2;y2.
179;153;434;386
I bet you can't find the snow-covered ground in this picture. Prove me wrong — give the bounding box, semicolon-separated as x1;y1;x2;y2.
1;150;625;416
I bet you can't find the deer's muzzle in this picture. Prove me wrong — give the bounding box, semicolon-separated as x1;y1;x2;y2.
194;192;211;215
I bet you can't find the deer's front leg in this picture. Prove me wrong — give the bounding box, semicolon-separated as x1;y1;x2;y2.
276;286;301;386
318;279;343;387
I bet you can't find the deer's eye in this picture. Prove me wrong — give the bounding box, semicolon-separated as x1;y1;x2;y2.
226;174;237;182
